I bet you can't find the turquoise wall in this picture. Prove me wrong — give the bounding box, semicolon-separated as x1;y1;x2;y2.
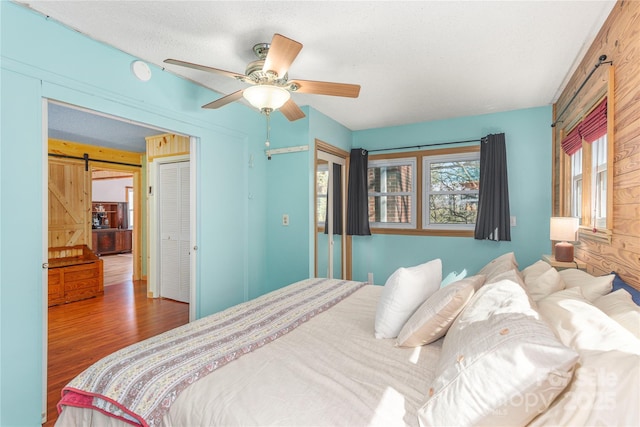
262;107;352;292
352;106;553;284
0;2;554;425
0;3;268;424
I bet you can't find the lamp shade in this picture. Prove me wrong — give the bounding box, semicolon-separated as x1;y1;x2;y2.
550;217;579;242
243;85;290;111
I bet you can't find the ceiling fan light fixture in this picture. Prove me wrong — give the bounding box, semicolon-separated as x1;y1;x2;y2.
243;85;290;111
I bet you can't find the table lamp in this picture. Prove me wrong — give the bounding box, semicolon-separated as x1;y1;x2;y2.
550;217;579;262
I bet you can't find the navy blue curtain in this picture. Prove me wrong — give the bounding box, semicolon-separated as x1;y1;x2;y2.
474;133;511;241
347;148;371;236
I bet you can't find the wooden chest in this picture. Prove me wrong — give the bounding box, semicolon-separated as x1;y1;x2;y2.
48;245;104;307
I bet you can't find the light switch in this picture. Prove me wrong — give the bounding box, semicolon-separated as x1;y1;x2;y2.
510;216;517;226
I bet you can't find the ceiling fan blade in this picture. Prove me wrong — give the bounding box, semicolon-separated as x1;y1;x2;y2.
279;99;306;121
262;34;303;78
289;79;361;98
202;90;245;109
164;59;247;80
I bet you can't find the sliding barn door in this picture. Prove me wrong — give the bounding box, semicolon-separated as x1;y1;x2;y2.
158;161;190;303
48;158;91;247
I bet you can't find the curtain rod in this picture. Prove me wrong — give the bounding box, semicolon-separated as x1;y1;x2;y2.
367;138;482;153
551;54;612;128
48;153;142;170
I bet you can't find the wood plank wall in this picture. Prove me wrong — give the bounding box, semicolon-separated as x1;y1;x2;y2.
552;0;640;289
145;133;190;161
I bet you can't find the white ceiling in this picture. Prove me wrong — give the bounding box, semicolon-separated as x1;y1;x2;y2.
20;0;615;146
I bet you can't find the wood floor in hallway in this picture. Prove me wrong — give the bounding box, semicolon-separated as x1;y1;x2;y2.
45;277;189;426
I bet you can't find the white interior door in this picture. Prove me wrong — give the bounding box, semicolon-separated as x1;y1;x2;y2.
159;161;190;302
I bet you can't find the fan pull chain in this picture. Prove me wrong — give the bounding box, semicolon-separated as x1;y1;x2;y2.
265;109;272;160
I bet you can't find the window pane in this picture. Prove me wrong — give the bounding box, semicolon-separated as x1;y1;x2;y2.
571;148;582;222
368;195;412;224
367;158;416;228
430;161;479;192
368;165;413;193
316;169;328;224
127;187;134;229
592;136;607;226
429;194;478;224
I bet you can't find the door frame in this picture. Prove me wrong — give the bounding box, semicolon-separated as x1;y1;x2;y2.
314;139;351;279
41;99;198;422
147;149;197;320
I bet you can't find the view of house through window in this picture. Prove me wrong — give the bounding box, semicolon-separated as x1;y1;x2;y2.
366;147;479;234
367;158;416;228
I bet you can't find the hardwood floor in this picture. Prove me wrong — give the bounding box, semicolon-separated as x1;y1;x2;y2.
102;253;134;286
45;278;189;426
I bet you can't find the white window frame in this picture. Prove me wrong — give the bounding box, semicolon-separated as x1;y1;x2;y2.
422;151;480;231
316;163;329;226
571;148;582;221
126;186;134;229
591;134;607;229
368;157;416;229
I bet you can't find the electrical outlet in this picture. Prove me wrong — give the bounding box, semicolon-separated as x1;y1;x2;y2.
282;214;289;226
510;216;517;226
368;272;374;285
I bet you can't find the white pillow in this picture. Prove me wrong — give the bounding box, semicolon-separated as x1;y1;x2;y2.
531;287;640;427
418;279;578;427
594;289;640;339
374;259;442;339
396;275;484;347
559;269;613;302
477;252;519;282
521;260;552;282
526;267;566;302
536;287;639;352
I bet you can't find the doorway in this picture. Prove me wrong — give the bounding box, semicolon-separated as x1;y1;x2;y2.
43;99;198;423
314;140;350;279
91;167;136;286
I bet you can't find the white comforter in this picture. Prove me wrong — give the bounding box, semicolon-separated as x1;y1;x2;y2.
56;284;441;426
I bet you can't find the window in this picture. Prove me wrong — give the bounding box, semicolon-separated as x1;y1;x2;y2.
126;186;134;229
316;163;328;225
561;93;612;242
571;148;582;221
366;147;479;235
367;158;416;228
423;152;480;229
592;134;607;229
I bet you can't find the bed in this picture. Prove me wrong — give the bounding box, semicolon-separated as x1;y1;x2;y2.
55;254;640;427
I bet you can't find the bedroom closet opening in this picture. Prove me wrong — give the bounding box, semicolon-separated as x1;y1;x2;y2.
315;142;349;279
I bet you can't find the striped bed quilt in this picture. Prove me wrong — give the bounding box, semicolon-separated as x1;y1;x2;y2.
58;278;366;426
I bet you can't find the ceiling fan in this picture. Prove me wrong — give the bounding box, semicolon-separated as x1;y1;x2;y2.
164;33;361;121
